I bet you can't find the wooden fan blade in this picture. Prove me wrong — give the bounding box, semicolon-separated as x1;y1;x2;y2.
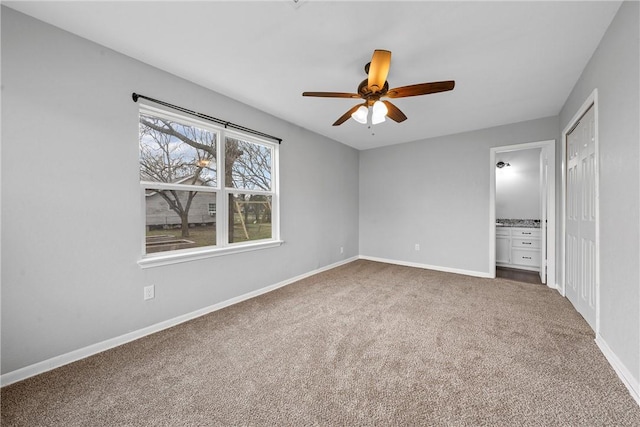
333;104;364;126
367;50;391;93
386;80;455;98
382;101;407;123
302;91;361;99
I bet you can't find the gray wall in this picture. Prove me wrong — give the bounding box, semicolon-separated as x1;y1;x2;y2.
359;116;558;276
1;8;359;374
559;0;639;384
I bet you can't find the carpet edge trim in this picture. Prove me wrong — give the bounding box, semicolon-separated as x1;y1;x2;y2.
0;256;359;387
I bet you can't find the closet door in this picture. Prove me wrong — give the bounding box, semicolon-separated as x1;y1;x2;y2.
565;104;596;330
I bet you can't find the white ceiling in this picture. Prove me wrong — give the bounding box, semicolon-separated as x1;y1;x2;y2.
4;1;622;150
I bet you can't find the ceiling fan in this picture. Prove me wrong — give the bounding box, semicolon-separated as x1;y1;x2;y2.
302;49;455;126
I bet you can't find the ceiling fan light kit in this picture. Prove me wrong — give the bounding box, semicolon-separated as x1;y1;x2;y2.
302;49;455;126
371;100;388;124
351;105;368;124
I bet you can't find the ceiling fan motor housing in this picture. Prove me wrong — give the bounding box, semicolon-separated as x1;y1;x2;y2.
358;79;389;105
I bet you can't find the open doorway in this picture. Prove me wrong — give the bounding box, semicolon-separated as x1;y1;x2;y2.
496;147;542;284
489;140;556;287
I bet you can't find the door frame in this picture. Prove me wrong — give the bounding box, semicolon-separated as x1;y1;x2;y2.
561;88;600;333
489;140;556;287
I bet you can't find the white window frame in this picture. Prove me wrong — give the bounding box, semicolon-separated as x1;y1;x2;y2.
138;104;281;268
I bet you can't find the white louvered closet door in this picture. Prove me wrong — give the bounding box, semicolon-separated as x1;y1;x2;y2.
565;104;597;331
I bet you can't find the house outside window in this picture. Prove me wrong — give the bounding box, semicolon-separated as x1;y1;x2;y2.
138;105;279;265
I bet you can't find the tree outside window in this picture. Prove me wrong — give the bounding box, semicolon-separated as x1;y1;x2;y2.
139;107;278;255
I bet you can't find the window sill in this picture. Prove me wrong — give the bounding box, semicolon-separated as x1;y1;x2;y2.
138;240;283;269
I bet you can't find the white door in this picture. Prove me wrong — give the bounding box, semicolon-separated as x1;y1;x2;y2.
565;104;597;330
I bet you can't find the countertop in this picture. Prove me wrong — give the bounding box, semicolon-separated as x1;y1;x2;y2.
496;219;541;228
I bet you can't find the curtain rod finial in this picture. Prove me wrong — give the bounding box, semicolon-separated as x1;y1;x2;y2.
132;93;139;102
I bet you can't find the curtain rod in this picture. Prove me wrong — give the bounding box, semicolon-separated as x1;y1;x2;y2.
131;93;282;144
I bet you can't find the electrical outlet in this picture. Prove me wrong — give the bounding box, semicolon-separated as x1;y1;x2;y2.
144;285;155;300
415;244;420;251
340;246;344;254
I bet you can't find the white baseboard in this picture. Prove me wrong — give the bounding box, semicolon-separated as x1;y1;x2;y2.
359;255;493;279
0;256;359;387
595;334;640;406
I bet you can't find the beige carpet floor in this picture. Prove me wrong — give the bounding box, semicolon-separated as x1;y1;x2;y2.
2;260;640;426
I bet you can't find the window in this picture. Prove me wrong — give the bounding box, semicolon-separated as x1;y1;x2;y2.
226;136;273;244
138;106;279;265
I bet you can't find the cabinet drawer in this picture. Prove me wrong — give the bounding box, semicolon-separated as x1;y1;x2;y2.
512;228;540;238
496;227;510;236
512;238;541;249
511;249;540;266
